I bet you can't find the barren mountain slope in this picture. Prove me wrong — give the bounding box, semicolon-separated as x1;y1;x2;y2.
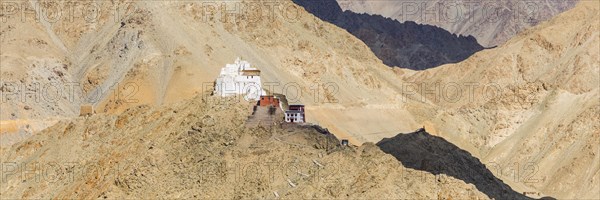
377;130;532;200
1;0;598;199
338;0;578;47
293;0;484;70
400;1;599;199
0;96;489;199
1;0;421;145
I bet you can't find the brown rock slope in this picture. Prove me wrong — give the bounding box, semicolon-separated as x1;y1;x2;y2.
0;96;488;199
0;0;414;144
1;0;598;198
378;130;532;200
400;1;599;199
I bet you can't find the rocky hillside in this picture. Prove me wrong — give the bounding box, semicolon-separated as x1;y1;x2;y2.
293;0;484;70
0;96;489;199
1;0;597;199
378;130;532;199
400;1;599;199
339;0;578;47
0;0;409;144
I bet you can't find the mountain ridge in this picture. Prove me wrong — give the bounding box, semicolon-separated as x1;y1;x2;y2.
293;0;485;70
338;0;579;47
0;0;597;199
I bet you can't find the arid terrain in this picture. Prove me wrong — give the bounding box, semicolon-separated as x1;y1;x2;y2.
0;0;598;199
338;0;578;47
0;95;493;199
293;0;485;70
401;2;599;198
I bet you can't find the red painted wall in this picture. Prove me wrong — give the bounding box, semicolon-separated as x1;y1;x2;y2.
259;96;280;107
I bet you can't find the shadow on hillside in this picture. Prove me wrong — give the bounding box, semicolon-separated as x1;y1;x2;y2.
292;0;484;70
376;129;545;200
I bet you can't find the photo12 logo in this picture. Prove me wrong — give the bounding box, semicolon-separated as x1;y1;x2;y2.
0;81;139;104
204;81;339;104
0;161;125;184
394;1;542;24
0;1;139;23
488;161;543;184
188;1;303;24
400;81;539;104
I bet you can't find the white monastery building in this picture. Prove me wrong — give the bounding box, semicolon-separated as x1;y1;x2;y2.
214;58;266;101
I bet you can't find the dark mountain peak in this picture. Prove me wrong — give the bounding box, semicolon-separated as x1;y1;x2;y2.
293;0;484;70
377;130;536;200
292;0;343;22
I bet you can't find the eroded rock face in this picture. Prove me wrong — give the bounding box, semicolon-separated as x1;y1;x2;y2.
338;0;578;47
293;0;485;70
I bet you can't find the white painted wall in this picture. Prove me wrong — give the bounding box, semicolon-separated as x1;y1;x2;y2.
214;58;266;101
285;112;305;123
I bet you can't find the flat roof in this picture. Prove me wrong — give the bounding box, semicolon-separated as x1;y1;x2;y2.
285;110;303;113
242;72;260;76
241;69;261;72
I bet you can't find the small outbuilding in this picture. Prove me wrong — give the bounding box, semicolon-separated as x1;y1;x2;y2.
341;139;349;146
79;104;95;117
285;105;305;123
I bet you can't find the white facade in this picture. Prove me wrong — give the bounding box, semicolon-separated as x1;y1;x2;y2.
214;58;266;101
285;111;305;123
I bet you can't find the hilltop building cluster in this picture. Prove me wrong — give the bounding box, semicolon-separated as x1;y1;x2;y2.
214;58;305;125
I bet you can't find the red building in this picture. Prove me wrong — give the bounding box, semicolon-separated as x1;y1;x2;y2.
259;95;280;107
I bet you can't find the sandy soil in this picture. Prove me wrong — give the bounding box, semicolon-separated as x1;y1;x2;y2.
1;0;597;198
0;96;489;199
